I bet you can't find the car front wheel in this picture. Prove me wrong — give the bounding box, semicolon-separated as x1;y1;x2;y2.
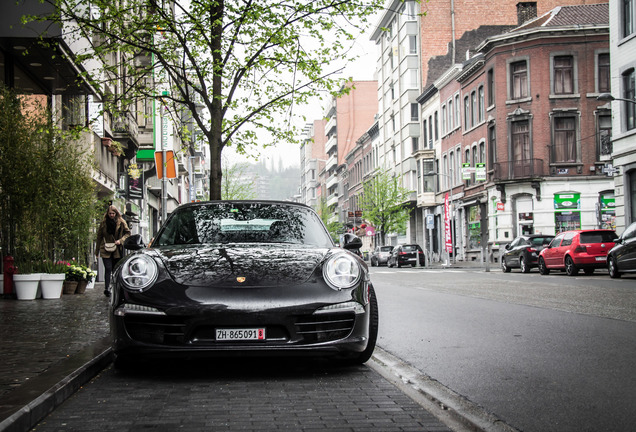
346;286;379;365
608;257;621;279
565;256;579;276
538;257;550;275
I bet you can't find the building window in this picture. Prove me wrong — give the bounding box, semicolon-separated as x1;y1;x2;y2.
598;114;612;159
511;60;528;100
434;111;439;141
454;94;460;127
422;160;434;192
428;115;433;147
623;0;634;38
449;151;455;186
598;53;611;93
464;148;471;186
441;104;447;135
488;125;496;169
478;86;485;123
553;55;574;95
623;68;635;131
448;99;454;130
464;96;470;129
409;35;417;54
629;169;636;224
471;91;477;127
411;103;419;122
423;118;428;147
442;155;448;189
512;120;530;161
487;69;495;106
479;142;486;164
553;117;577;162
412;137;419;153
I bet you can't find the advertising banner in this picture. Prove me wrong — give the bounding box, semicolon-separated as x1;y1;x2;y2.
444;193;452;253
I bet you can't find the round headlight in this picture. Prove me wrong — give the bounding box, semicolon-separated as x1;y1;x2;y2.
323;253;361;290
120;254;158;292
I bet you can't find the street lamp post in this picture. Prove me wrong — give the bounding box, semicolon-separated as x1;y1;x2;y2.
596;93;636;104
428;171;455;266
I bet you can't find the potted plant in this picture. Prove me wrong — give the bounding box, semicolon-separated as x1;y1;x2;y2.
109;140;124;157
63;264;85;294
39;260;69;299
13;259;40;301
75;265;91;294
85;267;97;290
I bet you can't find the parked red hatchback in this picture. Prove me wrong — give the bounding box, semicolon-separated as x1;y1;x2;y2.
538;229;618;276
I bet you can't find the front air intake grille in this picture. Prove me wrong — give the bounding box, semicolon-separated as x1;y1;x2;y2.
295;312;355;343
124;315;187;345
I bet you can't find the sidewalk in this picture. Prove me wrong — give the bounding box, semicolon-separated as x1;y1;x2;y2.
0;283;112;432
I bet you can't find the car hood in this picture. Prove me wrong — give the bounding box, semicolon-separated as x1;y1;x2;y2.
153;244;330;287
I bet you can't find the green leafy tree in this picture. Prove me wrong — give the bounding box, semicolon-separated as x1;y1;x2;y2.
29;0;384;200
0;87;98;267
316;197;342;243
358;168;411;246
221;158;257;200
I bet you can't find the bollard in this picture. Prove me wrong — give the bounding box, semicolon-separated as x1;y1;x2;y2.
3;255;16;297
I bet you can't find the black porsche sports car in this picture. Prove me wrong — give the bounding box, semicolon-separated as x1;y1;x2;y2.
110;200;378;367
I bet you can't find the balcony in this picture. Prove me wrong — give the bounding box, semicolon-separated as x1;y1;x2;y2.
112;110;140;148
326;135;337;153
325;116;336;136
326;192;339;207
326;153;338;171
326;173;338;189
493;159;544;181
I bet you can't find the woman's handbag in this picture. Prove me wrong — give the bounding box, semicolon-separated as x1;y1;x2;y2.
104;242;117;252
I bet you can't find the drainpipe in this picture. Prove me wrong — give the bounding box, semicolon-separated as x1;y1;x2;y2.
451;0;456;64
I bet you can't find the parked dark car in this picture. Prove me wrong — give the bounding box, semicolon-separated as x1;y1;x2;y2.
111;200;378;367
370;245;394;266
538;229;617;276
608;221;636;278
387;244;425;268
501;234;555;273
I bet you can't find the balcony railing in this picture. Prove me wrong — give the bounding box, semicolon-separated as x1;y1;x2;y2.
493;159;544;181
112;110;139;145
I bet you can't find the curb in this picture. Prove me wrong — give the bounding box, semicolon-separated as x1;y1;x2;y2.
368;347;520;432
0;337;112;432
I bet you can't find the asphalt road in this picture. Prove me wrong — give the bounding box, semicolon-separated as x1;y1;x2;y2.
370;267;636;432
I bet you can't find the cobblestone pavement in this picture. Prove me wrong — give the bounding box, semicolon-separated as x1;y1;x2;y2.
0;283;110;399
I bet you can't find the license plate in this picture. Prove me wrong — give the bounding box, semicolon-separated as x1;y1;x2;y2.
595;256;606;262
216;328;266;341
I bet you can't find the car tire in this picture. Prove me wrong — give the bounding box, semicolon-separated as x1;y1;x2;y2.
538;257;550;275
371;258;376;267
502;258;511;273
565;256;579;276
520;257;530;273
608;257;621;279
346;285;378;365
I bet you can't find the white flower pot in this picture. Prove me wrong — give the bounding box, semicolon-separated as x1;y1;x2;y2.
86;279;95;290
14;274;41;300
40;273;65;299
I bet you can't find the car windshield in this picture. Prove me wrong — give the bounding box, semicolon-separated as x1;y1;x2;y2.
402;245;419;252
153;202;334;248
580;231;618;244
380;246;393;252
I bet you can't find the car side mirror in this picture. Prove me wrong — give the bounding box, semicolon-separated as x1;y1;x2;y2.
340;233;363;251
124;234;146;250
505;244;511;250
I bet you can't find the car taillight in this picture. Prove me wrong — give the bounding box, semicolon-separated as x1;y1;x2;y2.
526;247;536;253
418;250;423;254
399;252;407;255
574;245;587;253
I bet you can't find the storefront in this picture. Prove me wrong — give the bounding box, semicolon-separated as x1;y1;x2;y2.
554;192;581;233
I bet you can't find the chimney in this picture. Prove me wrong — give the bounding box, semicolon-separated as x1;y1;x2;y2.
517;2;537;26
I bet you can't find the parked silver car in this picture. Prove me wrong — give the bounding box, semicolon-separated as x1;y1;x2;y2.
370;245;394;266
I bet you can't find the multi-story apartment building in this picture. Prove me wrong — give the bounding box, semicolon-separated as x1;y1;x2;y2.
607;0;636;231
370;0;422;245
300;120;327;208
323;81;377;223
429;3;613;262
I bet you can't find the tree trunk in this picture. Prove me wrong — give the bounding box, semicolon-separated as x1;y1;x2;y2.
208;0;224;200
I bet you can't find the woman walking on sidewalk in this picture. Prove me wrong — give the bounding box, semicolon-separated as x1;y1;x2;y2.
96;205;131;297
